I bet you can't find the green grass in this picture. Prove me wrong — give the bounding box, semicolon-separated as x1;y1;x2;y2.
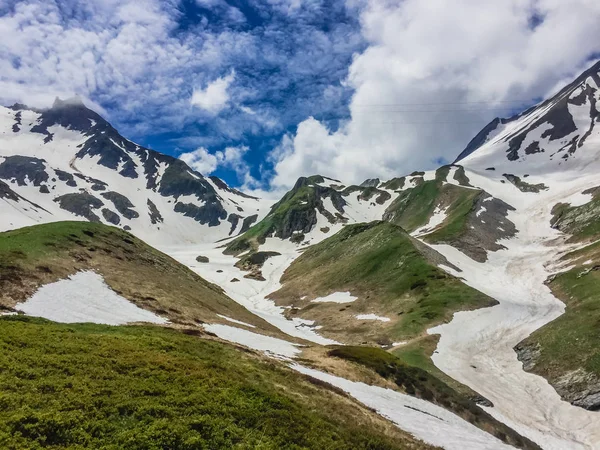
521;241;600;380
225;184;317;254
272;222;494;341
0;221;269;329
0;316;426;450
550;190;600;241
383;167;479;242
425;187;479;244
327;346;539;450
384;180;441;232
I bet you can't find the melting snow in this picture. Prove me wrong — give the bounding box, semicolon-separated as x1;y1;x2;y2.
355;313;391;322
293;365;513;450
15;271;168;325
203;323;301;358
216;314;255;328
311;291;357;304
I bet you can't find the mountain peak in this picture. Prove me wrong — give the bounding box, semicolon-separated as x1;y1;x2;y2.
455;59;600;169
52;95;86;109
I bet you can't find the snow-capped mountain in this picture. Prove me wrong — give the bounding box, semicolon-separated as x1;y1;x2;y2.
0;98;270;244
455;60;600;175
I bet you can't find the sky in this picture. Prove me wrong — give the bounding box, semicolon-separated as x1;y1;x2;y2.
1;0;600;197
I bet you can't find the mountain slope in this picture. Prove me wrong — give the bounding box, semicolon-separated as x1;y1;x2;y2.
382;166;516;262
0;99;268;245
0;221;275;332
225;175;394;254
455;60;600;173
0;316;432;450
269;221;495;345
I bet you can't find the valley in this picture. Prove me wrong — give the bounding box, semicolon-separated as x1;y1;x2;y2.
1;60;600;449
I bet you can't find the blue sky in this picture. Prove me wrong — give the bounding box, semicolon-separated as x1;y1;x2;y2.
2;0;600;194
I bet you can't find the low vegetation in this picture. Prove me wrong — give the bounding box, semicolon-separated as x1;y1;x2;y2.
382;167;480;244
270;221;495;344
0;316;432;449
0;221;271;330
551;187;600;241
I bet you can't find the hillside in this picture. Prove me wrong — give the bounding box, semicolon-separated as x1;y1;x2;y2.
269;221;496;345
225;175;393;255
0;99;268;245
0;316;432;450
0;221;274;332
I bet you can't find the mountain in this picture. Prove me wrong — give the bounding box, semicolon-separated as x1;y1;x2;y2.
225;174;393;254
0;98;268;245
455;60;600;173
4;61;600;450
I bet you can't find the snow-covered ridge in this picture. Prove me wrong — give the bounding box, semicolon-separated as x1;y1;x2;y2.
0;100;271;245
458;60;600;176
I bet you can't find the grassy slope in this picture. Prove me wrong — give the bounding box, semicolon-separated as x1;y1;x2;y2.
270;222;495;345
0;316;432;450
520;241;600;386
225;184;316;254
0;221;271;330
383;167;479;243
551;188;600;242
327;346;540;450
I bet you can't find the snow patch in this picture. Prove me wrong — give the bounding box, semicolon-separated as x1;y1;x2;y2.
293;365;514;450
216;314;255;328
355;314;390;322
15;271;168;325
311;292;357;304
203;323;301;358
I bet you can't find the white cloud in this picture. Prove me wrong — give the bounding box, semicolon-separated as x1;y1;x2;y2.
190;71;235;114
268;0;600;189
179;147;219;174
179;144;250;178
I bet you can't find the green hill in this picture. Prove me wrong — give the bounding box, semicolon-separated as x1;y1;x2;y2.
0;221;272;331
0;316;433;450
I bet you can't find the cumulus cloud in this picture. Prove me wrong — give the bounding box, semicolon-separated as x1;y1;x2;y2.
190;71;236;114
268;0;600;189
179;147;220;175
179;144;252;180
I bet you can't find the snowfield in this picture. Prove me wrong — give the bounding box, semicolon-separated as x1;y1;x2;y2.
15;271;169;325
203;323;302;358
293;365;514;450
425;167;600;450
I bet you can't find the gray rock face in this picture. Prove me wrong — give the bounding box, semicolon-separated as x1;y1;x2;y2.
451;193;518;262
147;199;163;224
102;208;120;225
55;169;77;187
174;201;227;227
101;191;139;220
240;214;258;233
54;192;104;222
360;178;380;188
516;343;600;411
0;155;48;186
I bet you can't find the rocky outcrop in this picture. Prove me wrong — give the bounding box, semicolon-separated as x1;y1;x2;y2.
515;343;600;411
0;155;48;186
101;191;139;220
54;192;104;222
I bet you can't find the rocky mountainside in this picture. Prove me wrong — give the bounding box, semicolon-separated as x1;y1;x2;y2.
0;98;268;245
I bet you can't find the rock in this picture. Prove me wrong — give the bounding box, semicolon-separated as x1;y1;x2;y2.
196;255;209;263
